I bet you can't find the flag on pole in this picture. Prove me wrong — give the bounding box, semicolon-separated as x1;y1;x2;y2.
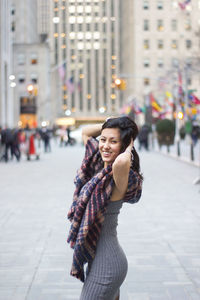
150;93;163;112
178;0;191;10
58;63;66;80
66;77;75;93
178;70;183;96
189;94;200;105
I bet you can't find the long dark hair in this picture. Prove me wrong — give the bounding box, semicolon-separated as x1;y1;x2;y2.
102;116;143;179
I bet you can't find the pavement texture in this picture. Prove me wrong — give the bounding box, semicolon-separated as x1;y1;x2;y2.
0;142;200;300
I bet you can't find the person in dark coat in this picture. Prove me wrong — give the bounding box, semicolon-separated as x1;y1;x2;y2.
138;125;150;151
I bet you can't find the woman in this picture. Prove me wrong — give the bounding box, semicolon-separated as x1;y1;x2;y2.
67;116;143;300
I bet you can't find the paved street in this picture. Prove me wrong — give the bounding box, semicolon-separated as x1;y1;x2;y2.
0;143;200;300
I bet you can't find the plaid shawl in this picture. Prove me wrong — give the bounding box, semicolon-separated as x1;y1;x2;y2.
67;137;142;282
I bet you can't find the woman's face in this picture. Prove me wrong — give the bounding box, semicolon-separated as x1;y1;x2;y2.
99;128;121;166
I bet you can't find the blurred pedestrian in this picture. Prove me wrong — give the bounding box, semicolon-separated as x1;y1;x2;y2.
138;124;150;151
41;127;51;153
191;123;200;147
67;116;143;300
11;128;21;161
4;128;14;162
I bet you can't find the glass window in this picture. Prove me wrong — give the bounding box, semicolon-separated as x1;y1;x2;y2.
18;73;25;83
144;58;150;67
143;0;149;9
186;57;192;68
144;19;149;31
144;78;150;86
31;73;38;84
172;58;179;67
158;40;164;49
158;58;164;68
171;40;178;49
18;53;25;65
144;39;150;49
171;19;177;31
30;53;38;64
185;19;191;31
11;21;15;32
157;1;163;9
186;40;192;49
157;20;164;31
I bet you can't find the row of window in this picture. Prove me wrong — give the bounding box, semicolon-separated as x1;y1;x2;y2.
18;74;38;84
144;39;192;49
143;77;192;86
17;53;38;65
143;0;164;10
143;19;191;31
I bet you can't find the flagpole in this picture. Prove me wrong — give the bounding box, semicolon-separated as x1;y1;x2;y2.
184;63;194;161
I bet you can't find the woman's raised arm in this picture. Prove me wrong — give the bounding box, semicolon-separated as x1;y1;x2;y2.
82;123;103;145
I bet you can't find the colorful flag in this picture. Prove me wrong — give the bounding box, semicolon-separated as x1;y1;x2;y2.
66;77;75;93
178;0;191;10
58;63;66;80
189;94;200;105
178;70;183;96
150;93;163;112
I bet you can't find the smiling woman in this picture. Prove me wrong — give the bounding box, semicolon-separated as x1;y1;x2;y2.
67;116;143;300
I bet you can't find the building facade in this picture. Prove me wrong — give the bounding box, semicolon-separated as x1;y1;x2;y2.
11;0;50;128
49;0;121;124
122;0;200;123
0;0;14;127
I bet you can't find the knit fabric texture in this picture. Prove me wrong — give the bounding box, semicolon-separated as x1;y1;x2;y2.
67;137;142;282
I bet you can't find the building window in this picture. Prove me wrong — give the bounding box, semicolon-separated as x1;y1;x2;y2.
11;4;15;15
143;0;149;9
157;1;163;9
187;77;192;85
186;40;192;49
172;58;179;68
18;74;25;83
171;40;178;49
185;19;191;31
18;54;25;65
186;58;192;68
144;20;149;31
144;39;150;49
158;58;164;68
144;58;150;67
30;53;38;64
144;78;150;86
11;21;15;32
157;20;164;31
31;73;38;84
171;19;177;31
158;40;164;49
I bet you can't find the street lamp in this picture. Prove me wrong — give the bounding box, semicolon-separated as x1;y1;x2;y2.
114;78;126;90
27;84;34;94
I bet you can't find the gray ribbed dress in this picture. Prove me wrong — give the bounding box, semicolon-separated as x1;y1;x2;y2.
80;200;128;300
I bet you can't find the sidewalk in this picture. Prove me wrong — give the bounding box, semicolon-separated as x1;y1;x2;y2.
0;144;200;300
152;136;200;168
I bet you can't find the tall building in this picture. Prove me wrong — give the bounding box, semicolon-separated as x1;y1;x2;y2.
12;0;51;128
49;0;121;125
121;0;200;123
0;0;14;127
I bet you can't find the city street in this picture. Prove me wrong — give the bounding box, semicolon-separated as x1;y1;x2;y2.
0;143;200;300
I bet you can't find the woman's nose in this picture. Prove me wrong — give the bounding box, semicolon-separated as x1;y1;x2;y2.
104;141;110;149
